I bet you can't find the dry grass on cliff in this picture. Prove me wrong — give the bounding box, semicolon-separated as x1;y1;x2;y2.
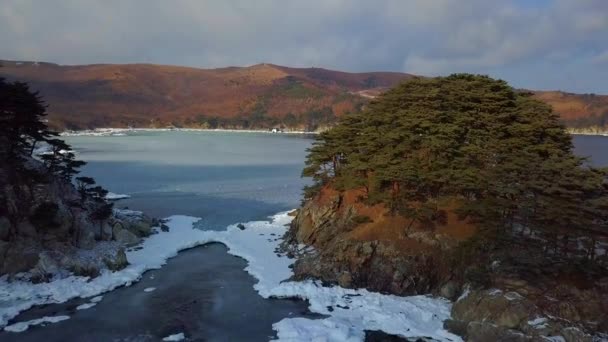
317;187;478;250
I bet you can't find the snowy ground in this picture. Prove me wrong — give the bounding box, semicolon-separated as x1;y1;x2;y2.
105;192;131;200
60;128;317;137
0;212;460;341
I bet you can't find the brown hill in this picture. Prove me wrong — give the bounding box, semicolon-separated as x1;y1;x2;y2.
0;60;413;131
0;60;606;131
532;91;608;130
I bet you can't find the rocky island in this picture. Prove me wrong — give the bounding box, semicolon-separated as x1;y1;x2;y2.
282;74;608;341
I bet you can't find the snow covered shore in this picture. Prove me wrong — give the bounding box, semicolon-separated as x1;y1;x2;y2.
60;128;317;137
0;212;459;341
105;192;131;200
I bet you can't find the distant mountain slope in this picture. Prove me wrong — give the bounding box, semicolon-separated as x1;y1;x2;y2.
0;60;414;131
532;91;608;131
0;60;606;131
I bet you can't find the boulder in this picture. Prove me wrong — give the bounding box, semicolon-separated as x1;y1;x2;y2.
452;289;536;330
101;222;113;241
112;222;124;238
115;229;141;245
17;220;37;238
0;216;10;241
466;322;528;342
443;319;468;337
104;248;129;271
561;327;592;342
1;248;39;275
128;221;152;237
78;229;96;249
440;281;459;300
160;223;170;232
31;252;60;282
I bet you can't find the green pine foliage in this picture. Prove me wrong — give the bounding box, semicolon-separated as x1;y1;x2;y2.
303;74;608;264
1;78;113;237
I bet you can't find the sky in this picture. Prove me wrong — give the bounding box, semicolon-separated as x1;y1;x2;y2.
1;0;607;93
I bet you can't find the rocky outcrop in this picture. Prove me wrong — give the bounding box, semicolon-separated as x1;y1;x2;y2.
447;285;605;341
0;159;156;279
111;209;154;238
291;239;445;295
285;186;608;341
283;188;460;296
103;248;129;271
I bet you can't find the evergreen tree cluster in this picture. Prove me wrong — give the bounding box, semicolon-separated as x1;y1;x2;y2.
0;78;83;179
303;74;608;265
0;77;113;237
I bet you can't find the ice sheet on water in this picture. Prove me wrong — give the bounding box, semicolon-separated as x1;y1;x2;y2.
4;315;70;333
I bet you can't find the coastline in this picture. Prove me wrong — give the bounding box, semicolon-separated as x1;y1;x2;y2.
569;132;608;137
61;127;608;138
0;212;459;341
60;127;320;137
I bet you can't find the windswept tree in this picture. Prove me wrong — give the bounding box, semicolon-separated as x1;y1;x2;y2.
0;79;58;165
1;77;114;243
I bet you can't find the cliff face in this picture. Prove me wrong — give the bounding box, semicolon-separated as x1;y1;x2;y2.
0;158;154;280
285;186;608;341
283;186;473;297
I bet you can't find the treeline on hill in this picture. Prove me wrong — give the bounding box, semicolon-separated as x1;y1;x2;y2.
303;74;608;269
0;78;112;242
176;106;338;132
567;111;608;130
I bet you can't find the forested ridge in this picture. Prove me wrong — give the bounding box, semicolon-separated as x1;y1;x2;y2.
303;74;608;268
1;60;606;132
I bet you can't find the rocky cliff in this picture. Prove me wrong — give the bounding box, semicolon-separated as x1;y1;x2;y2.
0;157;157;281
284;186;608;341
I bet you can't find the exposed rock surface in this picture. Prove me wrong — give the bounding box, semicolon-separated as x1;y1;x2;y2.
0;159;156;280
104;247;129;271
114;228;141;245
283;188;459;296
284;186;608;341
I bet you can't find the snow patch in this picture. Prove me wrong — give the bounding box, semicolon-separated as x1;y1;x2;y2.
4;315;70;333
89;295;103;303
105;192;131;200
457;285;470;302
488;288;503;296
76;302;97;311
504;291;524;301
528;316;549;330
162;332;186;341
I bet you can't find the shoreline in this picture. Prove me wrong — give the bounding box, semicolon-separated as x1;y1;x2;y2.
60;127;320;137
61;127;608;138
0;212;459;341
569;131;608;137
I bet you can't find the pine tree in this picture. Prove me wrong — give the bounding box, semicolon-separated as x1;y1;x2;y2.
302;74;608;265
